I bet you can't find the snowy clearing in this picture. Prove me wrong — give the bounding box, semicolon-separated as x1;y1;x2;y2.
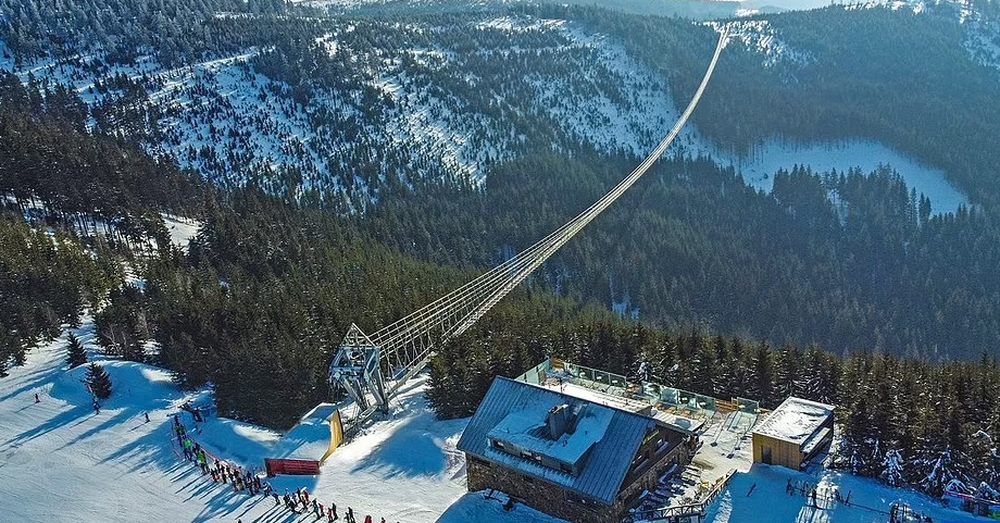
162;214;203;251
714;138;969;214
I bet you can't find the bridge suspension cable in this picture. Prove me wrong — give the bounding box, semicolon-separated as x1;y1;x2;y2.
329;30;729;430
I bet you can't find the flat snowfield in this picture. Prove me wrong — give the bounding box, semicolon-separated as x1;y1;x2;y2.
0;322;556;523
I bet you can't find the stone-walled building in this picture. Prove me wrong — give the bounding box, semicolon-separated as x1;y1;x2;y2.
457;377;697;523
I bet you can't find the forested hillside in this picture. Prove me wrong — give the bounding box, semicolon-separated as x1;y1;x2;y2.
4;0;1000;360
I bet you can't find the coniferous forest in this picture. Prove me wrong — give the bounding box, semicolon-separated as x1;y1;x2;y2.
3;0;1000;503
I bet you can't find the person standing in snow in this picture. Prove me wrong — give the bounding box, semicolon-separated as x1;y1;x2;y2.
144;412;150;423
363;515;372;523
312;499;320;518
346;507;354;523
35;393;40;403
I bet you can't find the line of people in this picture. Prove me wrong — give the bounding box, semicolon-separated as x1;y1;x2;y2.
173;414;398;523
271;486;398;523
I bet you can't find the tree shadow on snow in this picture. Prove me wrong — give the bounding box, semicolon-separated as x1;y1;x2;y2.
349;410;465;479
1;403;90;447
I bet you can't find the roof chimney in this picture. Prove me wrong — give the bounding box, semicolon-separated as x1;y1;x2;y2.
547;404;571;440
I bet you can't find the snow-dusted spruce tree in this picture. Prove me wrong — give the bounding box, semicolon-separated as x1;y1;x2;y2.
881;449;905;487
917;449;969;496
65;333;88;368
86;363;113;400
969;429;1000;491
976;481;1000;502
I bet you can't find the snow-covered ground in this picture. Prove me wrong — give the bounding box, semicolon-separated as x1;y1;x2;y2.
709;19;815;67
715;139;969;214
701;463;993;523
162;214;203;251
0;319;558;523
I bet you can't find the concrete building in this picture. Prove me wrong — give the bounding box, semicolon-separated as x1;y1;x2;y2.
457;377;697;523
752;396;834;470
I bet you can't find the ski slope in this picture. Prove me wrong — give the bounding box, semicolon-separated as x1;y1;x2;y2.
0;320;556;523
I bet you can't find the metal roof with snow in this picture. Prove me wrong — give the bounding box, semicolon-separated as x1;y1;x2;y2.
457;377;656;504
753;396;834;446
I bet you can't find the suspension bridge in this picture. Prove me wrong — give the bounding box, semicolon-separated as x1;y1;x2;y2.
328;30;730;436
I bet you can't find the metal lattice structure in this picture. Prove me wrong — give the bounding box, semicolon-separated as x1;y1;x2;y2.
330;31;729;432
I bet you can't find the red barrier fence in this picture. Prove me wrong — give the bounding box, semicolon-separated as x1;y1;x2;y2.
265;458;320;477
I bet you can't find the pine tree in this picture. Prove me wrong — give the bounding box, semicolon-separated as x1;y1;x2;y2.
65;333;87;368
86;363;113;400
881;449;905;487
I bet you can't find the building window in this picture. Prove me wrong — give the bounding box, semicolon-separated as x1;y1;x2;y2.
560;463;573;474
492;440;505;450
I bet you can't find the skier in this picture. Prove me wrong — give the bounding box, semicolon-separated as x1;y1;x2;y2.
363;515;372;523
347;507;355;523
312;499;320;518
35;393;40;403
272;491;280;505
144;412;150;423
329;501;337;521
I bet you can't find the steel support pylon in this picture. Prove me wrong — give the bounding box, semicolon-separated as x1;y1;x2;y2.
328;324;390;415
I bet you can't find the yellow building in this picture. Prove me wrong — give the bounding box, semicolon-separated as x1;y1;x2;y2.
752;397;834;470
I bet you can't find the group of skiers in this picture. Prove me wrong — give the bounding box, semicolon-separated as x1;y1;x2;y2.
172;414;398;523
